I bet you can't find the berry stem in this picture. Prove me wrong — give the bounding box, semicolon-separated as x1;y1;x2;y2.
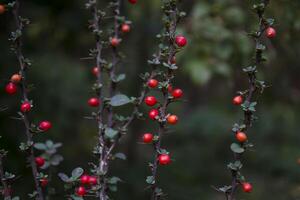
11;1;44;199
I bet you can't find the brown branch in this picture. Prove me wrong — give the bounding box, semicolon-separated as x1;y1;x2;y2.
11;1;44;199
226;1;271;199
150;3;178;200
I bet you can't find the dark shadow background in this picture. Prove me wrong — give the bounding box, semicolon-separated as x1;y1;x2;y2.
1;0;300;199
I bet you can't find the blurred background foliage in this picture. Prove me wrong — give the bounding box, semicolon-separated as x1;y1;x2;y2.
0;0;300;199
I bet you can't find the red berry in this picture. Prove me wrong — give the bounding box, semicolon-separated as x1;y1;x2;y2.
35;157;45;167
232;95;243;105
0;5;5;14
128;0;137;4
89;176;98;185
236;131;247;143
88;97;100;107
242;182;253;193
144;96;157;106
21;101;31;113
172;88;183;99
110;37;120;47
121;24;130;33
5;82;17;95
266;27;276;39
10;74;22;83
92;67;100;76
40;178;48;187
76;186;86;196
143;133;154;143
39;121;52;132
149;109;159;120
175;35;187;47
158;154;171;165
167;115;178;125
80;175;90;185
147;79;158;88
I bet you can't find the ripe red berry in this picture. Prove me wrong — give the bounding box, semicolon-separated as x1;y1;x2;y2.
110;37;120;47
5;82;17;95
236;131;247;143
89;176;97;185
145;96;157;106
266;27;276;39
92;67;100;76
39;121;52;132
121;24;130;33
147;79;158;88
172;88;183;99
143;133;154;143
242;182;253;193
80;175;90;185
158;154;171;165
40;178;48;187
149;109;159;120
128;0;137;4
167;115;178;125
10;74;22;83
21;101;31;113
175;35;187;47
0;5;5;14
35;157;45;167
88;97;100;107
232;95;243;105
76;186;86;196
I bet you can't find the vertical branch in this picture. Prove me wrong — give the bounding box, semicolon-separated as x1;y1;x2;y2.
216;0;276;199
143;1;187;199
10;1;45;199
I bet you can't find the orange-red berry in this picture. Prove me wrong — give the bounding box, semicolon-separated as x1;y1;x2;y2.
10;74;22;83
236;132;247;143
167;115;178;125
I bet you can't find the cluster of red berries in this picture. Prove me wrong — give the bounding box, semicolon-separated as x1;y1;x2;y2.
5;73;52;132
146;86;182;124
143;78;184;165
109;23;131;47
75;174;98;196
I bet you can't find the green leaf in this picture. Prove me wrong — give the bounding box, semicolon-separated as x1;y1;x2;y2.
112;74;126;83
110;94;131;106
105;128;119;139
58;173;70;182
108;176;122;184
70;195;83;200
146;176;155;185
34;143;47;150
114;153;126;160
71;167;84;180
230;143;245;154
